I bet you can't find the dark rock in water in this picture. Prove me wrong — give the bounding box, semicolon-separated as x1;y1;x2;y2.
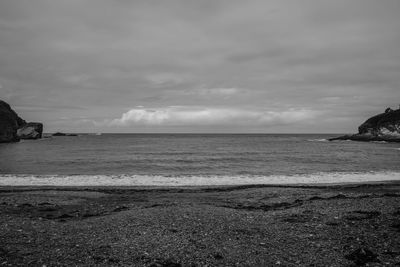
329;108;400;142
17;122;43;140
52;132;67;136
0;100;26;143
52;132;78;137
344;248;379;266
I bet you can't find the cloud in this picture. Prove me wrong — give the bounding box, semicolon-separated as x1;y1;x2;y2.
1;1;400;133
110;106;316;127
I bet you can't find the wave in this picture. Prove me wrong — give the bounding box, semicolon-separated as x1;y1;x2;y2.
0;171;399;186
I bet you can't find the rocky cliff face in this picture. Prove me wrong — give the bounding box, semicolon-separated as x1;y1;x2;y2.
0;100;26;143
330;108;400;142
358;109;400;138
0;100;43;143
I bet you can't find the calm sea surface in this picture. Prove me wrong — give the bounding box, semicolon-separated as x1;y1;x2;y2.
1;134;400;185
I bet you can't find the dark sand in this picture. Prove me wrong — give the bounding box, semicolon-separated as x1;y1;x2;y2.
1;182;400;266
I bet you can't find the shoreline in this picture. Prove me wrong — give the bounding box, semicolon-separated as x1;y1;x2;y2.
1;179;400;191
1;171;400;187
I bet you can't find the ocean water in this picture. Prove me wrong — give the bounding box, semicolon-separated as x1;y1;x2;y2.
0;134;400;186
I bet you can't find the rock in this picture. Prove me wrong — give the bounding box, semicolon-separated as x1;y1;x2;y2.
17;122;43;140
358;108;400;137
52;132;77;137
329;108;400;142
0;100;26;143
52;132;67;136
344;247;379;266
0;100;43;142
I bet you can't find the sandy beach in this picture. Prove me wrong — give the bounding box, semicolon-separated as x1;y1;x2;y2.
0;182;399;266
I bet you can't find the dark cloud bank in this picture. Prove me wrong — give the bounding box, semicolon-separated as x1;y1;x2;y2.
1;0;400;133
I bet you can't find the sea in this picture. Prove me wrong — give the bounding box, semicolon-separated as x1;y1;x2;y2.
0;134;399;186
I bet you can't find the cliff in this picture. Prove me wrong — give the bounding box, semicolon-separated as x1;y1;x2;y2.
330;108;400;142
0;100;43;143
0;100;26;143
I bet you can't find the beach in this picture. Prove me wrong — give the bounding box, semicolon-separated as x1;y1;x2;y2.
1;182;399;266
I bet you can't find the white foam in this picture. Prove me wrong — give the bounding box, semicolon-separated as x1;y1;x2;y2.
0;172;399;186
307;139;328;142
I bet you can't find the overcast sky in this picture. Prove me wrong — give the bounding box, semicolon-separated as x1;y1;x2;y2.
1;0;400;133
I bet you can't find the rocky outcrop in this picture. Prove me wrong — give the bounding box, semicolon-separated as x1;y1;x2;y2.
52;132;77;137
17;122;43;140
0;100;43;143
330;108;400;142
0;100;26;143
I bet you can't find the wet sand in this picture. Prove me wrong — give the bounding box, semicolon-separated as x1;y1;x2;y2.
0;182;400;266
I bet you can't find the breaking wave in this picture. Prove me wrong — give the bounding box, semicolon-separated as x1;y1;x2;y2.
307;139;328;142
0;171;399;186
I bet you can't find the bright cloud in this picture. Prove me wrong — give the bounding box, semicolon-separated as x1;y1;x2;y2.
110;106;316;126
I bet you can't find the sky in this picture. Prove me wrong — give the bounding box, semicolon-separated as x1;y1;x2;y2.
1;0;400;133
